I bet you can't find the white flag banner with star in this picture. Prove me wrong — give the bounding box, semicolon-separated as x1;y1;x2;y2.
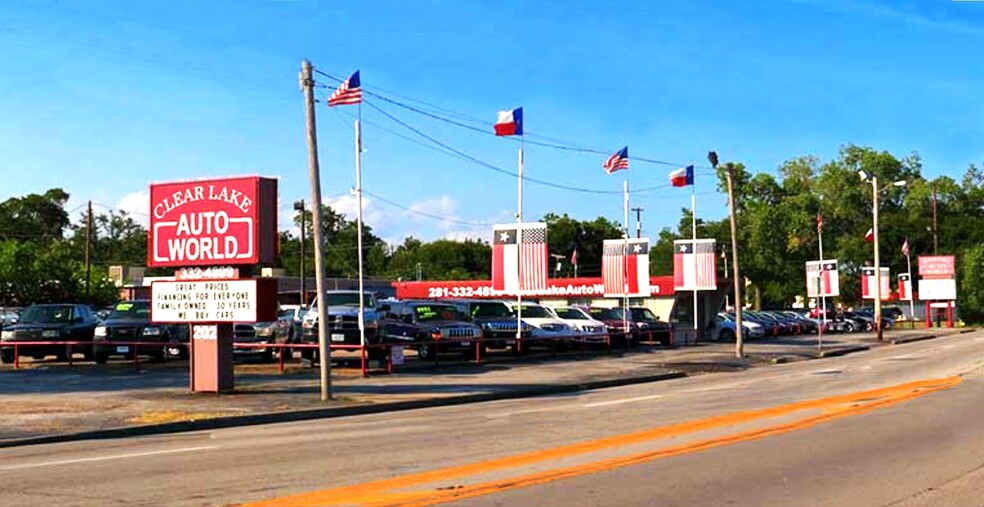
673;239;717;291
602;238;651;297
491;222;548;295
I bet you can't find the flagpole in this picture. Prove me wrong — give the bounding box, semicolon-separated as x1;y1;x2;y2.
906;243;914;321
516;136;524;353
354;116;367;372
691;179;698;345
623;178;630;339
818;214;825;352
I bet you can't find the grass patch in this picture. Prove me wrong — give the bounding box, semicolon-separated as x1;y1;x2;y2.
126;410;242;425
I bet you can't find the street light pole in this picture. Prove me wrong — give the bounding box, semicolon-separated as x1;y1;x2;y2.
872;176;883;341
710;151;743;358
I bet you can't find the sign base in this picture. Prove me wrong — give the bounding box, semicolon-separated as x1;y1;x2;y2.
190;323;234;393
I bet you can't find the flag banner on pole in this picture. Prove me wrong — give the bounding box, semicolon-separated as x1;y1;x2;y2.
673;239;717;291
902;237;910;257
817;212;823;234
861;267;891;300
494;107;523;136
669;165;695;187
327;70;362;106
864;228;874;243
898;273;913;301
806;260;840;297
491;222;547;295
603;147;629;174
602;238;650;297
570;247;578;268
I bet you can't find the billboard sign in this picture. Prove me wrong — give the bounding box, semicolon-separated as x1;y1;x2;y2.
148;176;278;268
918;255;955;278
806;260;839;298
918;278;956;301
150;278;277;323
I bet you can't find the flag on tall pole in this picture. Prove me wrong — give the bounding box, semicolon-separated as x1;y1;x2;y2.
902;237;910;257
327;70;362;106
669;165;695;187
603;147;629;174
570;247;578;277
864;228;874;243
494;107;523;136
817;212;823;234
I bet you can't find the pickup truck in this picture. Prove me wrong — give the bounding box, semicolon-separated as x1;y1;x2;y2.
299;290;383;361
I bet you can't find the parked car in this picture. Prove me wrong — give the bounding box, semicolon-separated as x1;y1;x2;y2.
715;313;765;341
777;311;820;334
446;299;532;350
92;300;189;363
588;307;638;346
0;304;99;363
546;306;608;344
627;307;672;345
503;302;578;345
740;312;781;336
0;308;19;328
299;291;384;361
853;309;895;330
233;312;292;362
381;300;482;360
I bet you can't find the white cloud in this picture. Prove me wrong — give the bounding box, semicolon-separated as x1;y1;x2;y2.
115;191;150;226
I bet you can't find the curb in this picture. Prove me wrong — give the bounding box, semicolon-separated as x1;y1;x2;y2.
0;371;688;450
817;345;871;358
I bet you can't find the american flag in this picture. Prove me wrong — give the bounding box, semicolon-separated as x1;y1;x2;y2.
817;212;823;234
603;147;629;174
491;223;547;294
673;239;717;291
602;238;650;297
327;70;362;107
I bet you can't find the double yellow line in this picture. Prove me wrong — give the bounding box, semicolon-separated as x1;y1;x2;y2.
241;376;961;507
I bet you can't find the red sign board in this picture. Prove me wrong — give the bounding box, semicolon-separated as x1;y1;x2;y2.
393;276;677;300
148;176;278;268
918;255;955;278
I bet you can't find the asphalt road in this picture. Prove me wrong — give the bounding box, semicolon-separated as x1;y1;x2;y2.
2;331;983;507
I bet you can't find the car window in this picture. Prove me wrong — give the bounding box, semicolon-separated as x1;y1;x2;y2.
413;305;461;322
516;305;551;318
555;308;589;320
19;305;75;324
589;308;623;320
629;308;657;321
108;301;151;320
472;302;512;318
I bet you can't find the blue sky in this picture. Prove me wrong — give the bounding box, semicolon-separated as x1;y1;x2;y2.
3;0;984;244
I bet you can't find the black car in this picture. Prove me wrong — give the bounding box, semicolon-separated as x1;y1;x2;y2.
382;301;483;361
0;304;99;363
627;307;672;345
446;299;532;351
92;300;189;363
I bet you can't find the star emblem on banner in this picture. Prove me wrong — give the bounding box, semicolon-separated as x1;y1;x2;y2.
499;231;511;242
633;244;642;253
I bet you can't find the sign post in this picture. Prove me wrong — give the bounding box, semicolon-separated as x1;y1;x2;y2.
149;176;278;393
918;255;957;329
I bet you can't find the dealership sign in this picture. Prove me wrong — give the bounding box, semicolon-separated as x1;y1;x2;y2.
148;176;278;268
918;255;955;278
918;278;956;301
150;279;277;323
392;276;676;300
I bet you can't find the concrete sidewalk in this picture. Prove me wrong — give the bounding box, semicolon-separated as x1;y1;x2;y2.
0;327;969;447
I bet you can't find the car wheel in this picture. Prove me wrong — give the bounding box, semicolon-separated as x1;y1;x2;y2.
418;343;434;361
845;322;856;333
719;329;735;342
0;350;13;364
865;322;873;332
94;353;109;364
82;347;94;362
261;348;275;363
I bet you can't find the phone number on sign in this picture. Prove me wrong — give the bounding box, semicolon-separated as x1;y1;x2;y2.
427;286;494;298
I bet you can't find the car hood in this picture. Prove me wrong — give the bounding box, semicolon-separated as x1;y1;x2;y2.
4;323;69;332
521;317;569;327
101;318;150;327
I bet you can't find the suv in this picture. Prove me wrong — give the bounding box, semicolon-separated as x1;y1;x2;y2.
299;291;382;360
447;299;531;351
547;306;608;344
92;300;189;363
381;301;482;360
627;307;672;345
0;304;99;363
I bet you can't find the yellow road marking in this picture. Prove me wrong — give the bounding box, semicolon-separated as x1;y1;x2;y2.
240;376;961;507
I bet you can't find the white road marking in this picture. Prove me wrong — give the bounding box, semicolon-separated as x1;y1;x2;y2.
0;445;219;471
583;394;664;408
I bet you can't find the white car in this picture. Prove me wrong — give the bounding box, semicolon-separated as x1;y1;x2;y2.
546;306;608;343
504;302;577;339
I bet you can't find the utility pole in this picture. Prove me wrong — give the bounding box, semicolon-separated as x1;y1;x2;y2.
294;200;306;306
932;185;939;255
711;152;743;358
84;200;93;301
300;59;332;401
872;176;883;341
631;207;644;238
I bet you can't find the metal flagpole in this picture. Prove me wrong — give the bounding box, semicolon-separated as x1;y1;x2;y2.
355;117;366;374
906;244;915;321
818;214;825;352
691;181;698;345
623;179;630;340
516;137;524;353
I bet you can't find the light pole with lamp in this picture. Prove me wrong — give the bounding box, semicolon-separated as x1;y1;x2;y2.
858;170;907;341
293;200;306;306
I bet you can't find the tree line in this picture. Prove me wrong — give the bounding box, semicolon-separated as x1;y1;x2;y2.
3;143;983;320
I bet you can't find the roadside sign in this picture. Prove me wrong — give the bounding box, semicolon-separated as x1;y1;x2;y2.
805;260;839;297
918;278;956;301
148;176;278;268
861;267;891;300
918;255;955;278
150;279;278;323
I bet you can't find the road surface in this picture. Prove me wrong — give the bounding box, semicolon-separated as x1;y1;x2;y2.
2;331;983;507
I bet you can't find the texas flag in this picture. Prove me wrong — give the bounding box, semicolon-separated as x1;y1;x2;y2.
602;238;651;297
864;228;874;243
494;107;523;136
898;272;912;301
669;165;694;187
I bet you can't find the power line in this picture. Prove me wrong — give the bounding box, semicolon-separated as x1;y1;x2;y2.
363;190;490;227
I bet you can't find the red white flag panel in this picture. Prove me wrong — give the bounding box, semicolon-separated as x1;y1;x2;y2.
806;260;840;298
673;239;717;291
491;222;547;295
602;238;651;297
898;273;912;301
861;267;891;300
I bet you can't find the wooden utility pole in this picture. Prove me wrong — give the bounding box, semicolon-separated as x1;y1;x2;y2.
631;206;644;238
711;152;744;358
84;200;93;300
932;185;939;254
300;59;332;401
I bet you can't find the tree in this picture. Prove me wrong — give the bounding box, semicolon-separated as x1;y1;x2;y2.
0;188;71;244
543;213;623;277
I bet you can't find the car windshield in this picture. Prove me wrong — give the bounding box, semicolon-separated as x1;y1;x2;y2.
471;303;513;318
590;308;623;320
19;305;74;324
629;308;657;321
555;308;590;320
323;293;375;308
516;305;551;318
108;301;151;320
413;305;462;322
